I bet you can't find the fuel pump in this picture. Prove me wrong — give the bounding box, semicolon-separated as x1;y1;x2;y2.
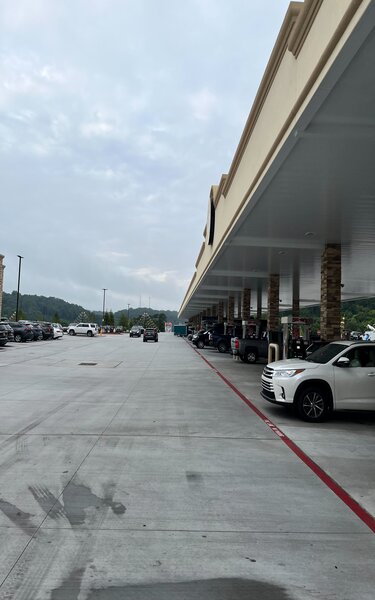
281;316;311;359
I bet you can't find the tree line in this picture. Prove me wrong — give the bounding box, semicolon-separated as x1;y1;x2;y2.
1;291;177;331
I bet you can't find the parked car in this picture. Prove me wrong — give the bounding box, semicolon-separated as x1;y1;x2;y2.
6;321;34;343
68;323;98;337
52;323;63;339
31;323;44;341
39;322;54;340
129;326;142;338
143;327;158;342
210;326;243;353
231;320;269;363
261;341;375;422
2;323;14;342
0;323;9;346
191;329;212;349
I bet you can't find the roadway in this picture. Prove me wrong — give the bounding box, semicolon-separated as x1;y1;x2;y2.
0;333;374;599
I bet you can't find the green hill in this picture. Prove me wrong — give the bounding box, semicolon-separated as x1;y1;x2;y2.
284;297;375;334
1;291;178;325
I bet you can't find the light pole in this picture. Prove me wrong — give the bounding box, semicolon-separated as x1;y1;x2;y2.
102;288;107;328
127;303;130;327
15;255;24;321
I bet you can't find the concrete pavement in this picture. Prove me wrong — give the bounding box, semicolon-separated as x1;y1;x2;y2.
0;333;374;599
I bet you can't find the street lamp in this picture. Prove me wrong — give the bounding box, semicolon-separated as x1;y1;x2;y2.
15;255;24;321
102;288;107;326
127;303;130;324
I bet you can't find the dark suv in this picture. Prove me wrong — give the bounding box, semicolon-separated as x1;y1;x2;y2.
143;327;158;343
0;324;8;347
6;321;34;343
31;323;44;341
2;323;14;343
39;322;54;340
129;326;142;338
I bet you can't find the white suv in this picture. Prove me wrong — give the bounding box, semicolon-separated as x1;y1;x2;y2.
261;341;375;422
68;323;98;337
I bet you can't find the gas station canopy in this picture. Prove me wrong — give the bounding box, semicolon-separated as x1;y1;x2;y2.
179;0;375;321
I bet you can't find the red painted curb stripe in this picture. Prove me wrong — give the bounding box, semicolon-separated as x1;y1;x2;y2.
192;345;375;534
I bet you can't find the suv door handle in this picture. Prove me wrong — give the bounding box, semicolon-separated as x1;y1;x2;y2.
367;373;375;377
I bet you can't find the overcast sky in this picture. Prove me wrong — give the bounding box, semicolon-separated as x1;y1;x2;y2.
1;0;291;312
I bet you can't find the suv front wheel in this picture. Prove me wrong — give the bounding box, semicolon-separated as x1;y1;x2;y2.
296;386;330;422
68;330;75;336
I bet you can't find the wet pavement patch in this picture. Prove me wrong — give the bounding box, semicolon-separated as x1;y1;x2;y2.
0;498;35;533
29;482;126;526
186;471;204;485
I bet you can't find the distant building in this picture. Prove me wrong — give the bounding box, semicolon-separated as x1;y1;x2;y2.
0;255;4;319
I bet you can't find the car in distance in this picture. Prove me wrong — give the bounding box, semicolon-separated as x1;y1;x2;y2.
129;326;142;338
0;324;9;346
191;329;212;349
38;322;54;340
68;323;98;337
2;323;14;343
143;327;158;342
261;341;375;422
52;323;63;339
6;321;34;343
31;323;44;341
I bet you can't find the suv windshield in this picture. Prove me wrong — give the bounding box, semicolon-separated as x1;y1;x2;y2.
306;343;346;364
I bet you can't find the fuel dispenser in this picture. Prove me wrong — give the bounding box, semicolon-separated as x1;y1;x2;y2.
281;316;311;359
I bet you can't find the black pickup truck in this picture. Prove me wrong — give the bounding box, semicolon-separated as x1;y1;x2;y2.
209;325;243;353
230;319;270;363
209;331;232;353
231;336;269;363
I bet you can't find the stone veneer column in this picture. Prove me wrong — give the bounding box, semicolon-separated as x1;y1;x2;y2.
320;243;341;340
217;301;224;324
267;274;280;331
292;271;300;337
241;289;251;321
0;255;4;319
235;295;241;319
257;288;262;319
227;296;234;326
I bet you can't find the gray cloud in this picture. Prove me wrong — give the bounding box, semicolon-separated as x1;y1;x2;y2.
1;0;290;311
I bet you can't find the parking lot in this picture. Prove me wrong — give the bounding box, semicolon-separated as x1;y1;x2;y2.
0;333;374;599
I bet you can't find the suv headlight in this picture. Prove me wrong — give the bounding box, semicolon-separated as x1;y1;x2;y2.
275;368;305;377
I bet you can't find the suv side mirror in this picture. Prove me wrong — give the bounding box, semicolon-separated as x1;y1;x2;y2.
336;356;350;367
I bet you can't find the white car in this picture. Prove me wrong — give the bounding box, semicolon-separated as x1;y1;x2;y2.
52;323;63;339
261;341;375;422
68;323;98;337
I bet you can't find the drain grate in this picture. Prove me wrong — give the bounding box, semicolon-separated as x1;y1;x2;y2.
79;362;97;366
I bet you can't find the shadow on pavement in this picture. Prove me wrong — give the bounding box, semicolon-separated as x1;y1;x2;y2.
52;574;293;600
